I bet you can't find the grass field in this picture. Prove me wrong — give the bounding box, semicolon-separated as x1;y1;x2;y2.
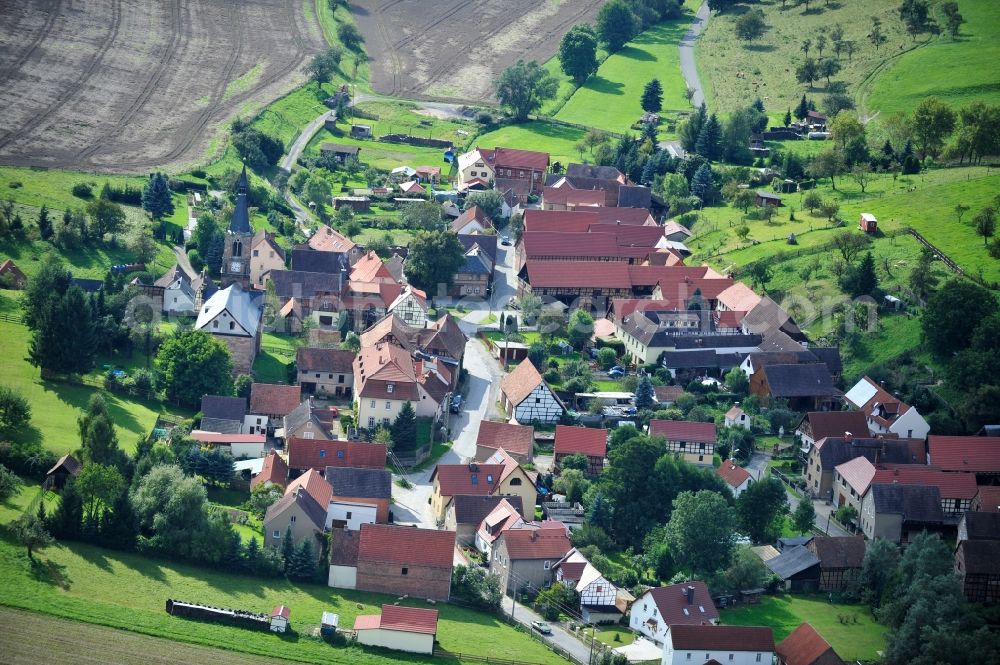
866;0;1000;116
721;594;886;662
0;292;187;456
476;121;588;168
555;19;692;135
0;535;568;665
696;0;912;118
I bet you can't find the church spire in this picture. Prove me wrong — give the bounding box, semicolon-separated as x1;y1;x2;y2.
229;163;252;234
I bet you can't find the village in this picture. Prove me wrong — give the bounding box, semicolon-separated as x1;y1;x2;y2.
1;1;999;664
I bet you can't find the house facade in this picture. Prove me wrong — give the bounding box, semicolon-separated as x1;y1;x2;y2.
662;625;775;665
353;605;438;655
490;528;571;594
344;523;455;601
430;463;504;523
263;488;327;560
844;376;930;440
629;581;719;646
553;548;621;624
648;420;717;467
554;425;607;476
296;347;355;397
500;360;564;425
250;231;286;287
194;283;263;374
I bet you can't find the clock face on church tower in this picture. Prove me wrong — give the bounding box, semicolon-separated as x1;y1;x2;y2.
230;260;242;273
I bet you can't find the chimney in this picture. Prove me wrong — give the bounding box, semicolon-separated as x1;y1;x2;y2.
844;431;853;443
685;585;695;605
530;531;538;542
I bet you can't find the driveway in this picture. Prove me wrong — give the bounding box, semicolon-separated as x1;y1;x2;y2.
679;1;710;109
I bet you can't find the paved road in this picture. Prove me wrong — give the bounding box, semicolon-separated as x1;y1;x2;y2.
501;596;592;665
172;245;196;278
280;109;332;172
679;1;711;109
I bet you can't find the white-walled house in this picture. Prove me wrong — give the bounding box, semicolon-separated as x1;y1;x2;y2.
353;605;438;655
553;548;621;624
725;405;751;430
662;625;774;665
844;376;930;440
630;582;719;646
500;360;564;425
326;500;378;531
716;461;754;496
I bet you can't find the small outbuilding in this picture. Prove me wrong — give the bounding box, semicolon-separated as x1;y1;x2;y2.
351;124;372;139
320;611;339;636
859;213;877;234
270;605;290;633
755;190;783;207
353;604;438;655
45;454;81;490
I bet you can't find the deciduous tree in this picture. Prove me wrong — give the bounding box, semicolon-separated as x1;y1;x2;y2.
735;10;766;41
792;499;815;534
403;230;466;293
12;513;53;561
666;490;736;576
559;24;599;85
494;60;559;122
596;0;637;53
155;330;233;407
912;97;956;159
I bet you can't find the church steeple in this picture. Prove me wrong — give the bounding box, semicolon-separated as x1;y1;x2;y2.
229;163;252;235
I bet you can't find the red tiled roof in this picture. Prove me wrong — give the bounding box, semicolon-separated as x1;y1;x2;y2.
272;605;290;619
353;614;381;630
250;383;302;417
592;207;655;225
351;251;394;283
668;625;774;652
489;147;549;171
358;523;455;568
296;347;355;373
716;462;752;489
378;605;439;634
308;225;357;252
643;581;719;626
354;343;419;400
543;187;605;207
476;421;534;457
587;224;665;246
432;463;505;496
501;529;572;560
976;486;1000;512
871;466;979;500
501;359;545;407
833;456;877;494
525;260;632;289
285;468;333;507
286;438;386;470
654;385;684;403
649;420;717;444
554;425;607;458
928;436;1000;473
523;232;621;259
251;452;288;490
452;205;490;232
523;210;601;233
776;623;842;665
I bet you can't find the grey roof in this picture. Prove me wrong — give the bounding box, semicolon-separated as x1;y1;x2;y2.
617;185;652;209
565;164;624;180
870;484;944;523
283;401;313;436
962;512;1000;540
154;264;190;289
458;234;497;266
324;467;392;500
672;334;761;350
816;437;922;469
810;347;843;374
778;536;814;551
292;249;348;274
195;283;263;337
743;297;804;340
201;395;247;422
265;487;327;531
229;165;252;234
71;277;104;293
199;417;243;434
461;250;492;275
452;495;525;524
764;545;820;579
269;270;344;299
660;349;729;370
761;364;836;398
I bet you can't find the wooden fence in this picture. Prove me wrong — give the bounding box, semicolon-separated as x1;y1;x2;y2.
0;312;24;325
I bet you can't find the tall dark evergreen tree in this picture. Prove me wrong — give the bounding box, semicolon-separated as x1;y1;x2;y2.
690;162;716;202
695;113;722;160
641;79;664;113
78;394;123;467
679;103;707;153
100;489;139;550
390;401;417;452
281;526;295;570
37;205;53;240
634;375;655;409
28;285;96;375
141;172;175;220
795;94;810;121
49;480;84;540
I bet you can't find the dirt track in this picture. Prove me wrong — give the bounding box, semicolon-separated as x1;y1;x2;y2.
352;0;607;103
0;0;327;173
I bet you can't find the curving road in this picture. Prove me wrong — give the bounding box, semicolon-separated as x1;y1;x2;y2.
679;1;711;110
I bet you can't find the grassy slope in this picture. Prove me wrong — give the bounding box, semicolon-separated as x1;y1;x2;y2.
696;0;911;117
0;292;187;456
0;535;566;665
721;594;886;662
475;122;587;168
555;19;692;134
867;0;1000;115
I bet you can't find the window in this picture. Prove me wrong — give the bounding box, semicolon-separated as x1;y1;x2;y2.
346;511;352;519
290;515;296;523
385;401;391;409
471;475;478;485
253;249;259;257
729;655;734;662
315;373;321;378
370;400;376;408
229;321;235;330
383;418;390;426
686;655;691;661
698;455;704;462
337;450;345;459
487;474;494;483
338;375;345;384
510;478;522;486
535;397;541;403
756;655;762;662
596;585;603;593
401;567;408;575
328;373;333;379
319;449;326;458
273;530;280;538
257;418;262;425
213;320;219;329
543;560;551;570
303;431;314;439
368;417;375;428
387;383;395;394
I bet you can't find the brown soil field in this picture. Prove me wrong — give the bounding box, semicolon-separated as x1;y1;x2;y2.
352;0;606;102
0;0;327;174
0;606;300;665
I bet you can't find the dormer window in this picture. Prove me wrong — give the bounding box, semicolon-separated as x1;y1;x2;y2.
387;383;394;393
471;474;478;485
487;474;494;483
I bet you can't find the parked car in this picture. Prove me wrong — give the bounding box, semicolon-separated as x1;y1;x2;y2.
608;368;625;378
508;297;519;310
500;235;512;246
450;394;463;413
531;621;552;635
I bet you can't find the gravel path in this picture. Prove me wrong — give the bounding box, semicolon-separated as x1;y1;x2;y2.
679;1;711;110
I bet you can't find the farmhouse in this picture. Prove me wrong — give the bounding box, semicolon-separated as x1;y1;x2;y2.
156;265;197;314
451;205;491;235
648;420;717;467
490;527;572;594
308;225;363;264
749;363;838;411
296;347;355;397
927;436;1000;483
250;231;286;287
860;483;946;544
286;438;386;473
553;547;621;624
806;536;864;592
662;625;775;665
500;359;564;425
805;435;925;500
283;400;341;441
475;420;534;463
844;376;930;440
484;447;538;514
324;466;391;528
328;523;456;601
716;461;753;496
248;383;302;434
430;462;504;523
776;622;845;665
353;605;438;655
795;411;870;456
199;395;247;434
554;425;607;476
194;283;263;375
447;495;524;546
264;486;327;560
629;581;718;646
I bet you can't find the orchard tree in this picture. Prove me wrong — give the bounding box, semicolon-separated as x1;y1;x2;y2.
401;200;443;230
566;309;594;350
641;79;664;114
912;97;957;159
403;230;466;293
666;490;736;577
494;60;558;122
596;0;637;53
0;385;31;435
307;47;343;84
155;330;233;407
735;10;766;41
792;499;816;535
941;1;964;37
973;207;996;246
921;279;998;358
87;198;127;237
12;513;53;562
559;24;599;84
464;190;506;222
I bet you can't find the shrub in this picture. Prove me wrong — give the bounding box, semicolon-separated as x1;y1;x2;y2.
71;183;94;199
544;368;561;383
